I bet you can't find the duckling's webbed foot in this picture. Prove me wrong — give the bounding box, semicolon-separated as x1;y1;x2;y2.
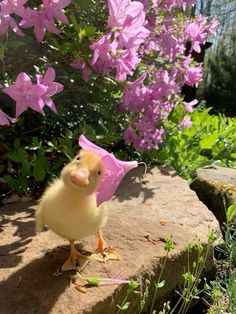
92;229;119;263
62;240;90;272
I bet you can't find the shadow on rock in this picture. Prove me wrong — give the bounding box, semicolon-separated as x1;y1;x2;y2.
114;166;157;203
0;202;36;268
0;246;71;314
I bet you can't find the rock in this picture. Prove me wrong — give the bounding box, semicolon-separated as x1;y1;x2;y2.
20;195;33;202
190;166;236;226
2;193;20;204
0;166;220;314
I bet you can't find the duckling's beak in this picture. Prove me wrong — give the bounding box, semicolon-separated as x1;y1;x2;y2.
70;169;89;187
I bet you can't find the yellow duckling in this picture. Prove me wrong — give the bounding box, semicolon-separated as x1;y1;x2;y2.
35;150;113;271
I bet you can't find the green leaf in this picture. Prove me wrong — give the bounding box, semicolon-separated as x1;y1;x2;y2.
83;26;96;36
200;133;218;149
77;0;89;10
7;148;27;163
81;124;96;141
21;162;31;176
128;280;139;290
116;302;131;311
33;159;46;182
155;280;165;288
4;175;27;191
33;150;49;182
13;138;21;150
226;204;236;223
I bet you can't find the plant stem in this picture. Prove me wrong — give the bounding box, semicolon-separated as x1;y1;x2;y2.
150;254;168;313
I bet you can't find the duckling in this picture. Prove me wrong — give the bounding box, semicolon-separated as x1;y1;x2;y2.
35;150;116;271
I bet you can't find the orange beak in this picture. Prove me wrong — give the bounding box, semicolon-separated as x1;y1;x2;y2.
70;169;89;187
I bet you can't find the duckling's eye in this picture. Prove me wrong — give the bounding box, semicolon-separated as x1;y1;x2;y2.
97;170;101;175
75;155;80;162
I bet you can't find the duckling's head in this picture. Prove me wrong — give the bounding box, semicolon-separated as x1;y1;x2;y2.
61;150;106;195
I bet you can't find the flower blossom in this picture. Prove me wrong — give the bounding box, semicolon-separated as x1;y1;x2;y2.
3;68;63;118
0;109;15;125
184;99;198;112
20;0;71;42
183;56;203;86
0;0;27;36
87;0;149;81
36;67;64;113
180;115;192;128
73;0;218;151
78;135;138;206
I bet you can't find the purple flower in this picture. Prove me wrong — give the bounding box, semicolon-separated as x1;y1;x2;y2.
3;72;47;118
113;48;140;81
120;73;149;112
36;67;63;113
20;0;71;42
107;0;143;28
78;135;138;206
0;109;15;125
0;0;27;16
184;99;198;112
88;0;148;81
90;33;116;67
43;0;71;25
0;0;27;36
183;56;203;86
185;16;208;53
3;68;63;118
180;115;192;128
20;8;59;42
207;17;219;36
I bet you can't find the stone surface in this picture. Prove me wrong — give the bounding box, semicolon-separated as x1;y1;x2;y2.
0;166;220;314
190;166;236;226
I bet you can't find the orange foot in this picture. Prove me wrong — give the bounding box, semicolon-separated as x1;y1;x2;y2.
62;240;90;272
92;229;119;262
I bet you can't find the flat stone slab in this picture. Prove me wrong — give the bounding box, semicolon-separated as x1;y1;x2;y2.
0;166;220;314
191;166;236;225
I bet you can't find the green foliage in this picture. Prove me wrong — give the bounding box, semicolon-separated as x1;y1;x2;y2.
226;204;236;224
1;105;236;195
115;231;216;314
205;205;236;313
148;106;236;181
116;280;140;313
2;130;77;194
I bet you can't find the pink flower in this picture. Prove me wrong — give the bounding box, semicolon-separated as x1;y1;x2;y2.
0;0;27;36
2;68;63;119
180;115;192;128
70;60;92;81
0;0;27;16
184;99;198;112
43;0;71;25
0;109;15;125
118;4;149;48
20;8;59;42
120;73;149;112
107;0;143;28
208;17;219;36
20;0;71;42
90;33;117;67
113;48;140;81
185;16;208;53
183;56;202;86
3;72;47;118
36;67;63;113
78;135;138;206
